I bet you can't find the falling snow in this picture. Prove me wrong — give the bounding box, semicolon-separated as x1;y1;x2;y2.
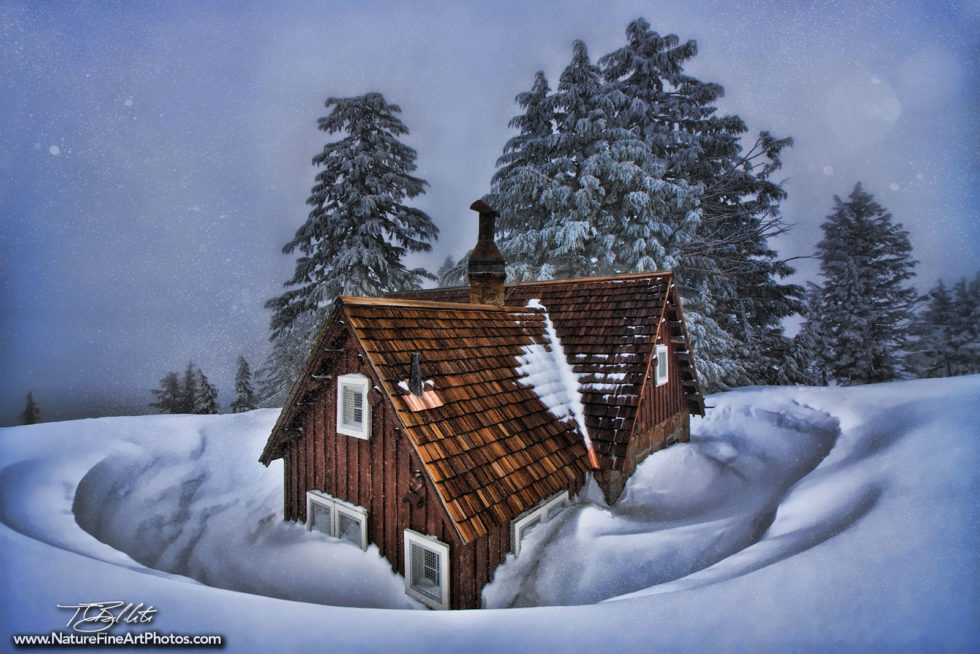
1;2;976;426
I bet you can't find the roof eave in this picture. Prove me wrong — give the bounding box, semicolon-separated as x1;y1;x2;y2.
259;299;347;466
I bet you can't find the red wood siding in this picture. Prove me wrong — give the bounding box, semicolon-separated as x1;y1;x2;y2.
633;307;687;439
280;326;485;607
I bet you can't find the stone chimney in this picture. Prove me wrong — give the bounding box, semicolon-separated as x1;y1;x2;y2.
467;200;506;305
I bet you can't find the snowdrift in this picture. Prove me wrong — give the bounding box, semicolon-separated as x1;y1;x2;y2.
1;377;978;652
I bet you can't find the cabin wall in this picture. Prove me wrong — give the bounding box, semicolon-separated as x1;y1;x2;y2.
279;326;469;604
281;324;584;610
595;304;691;504
633;321;687;437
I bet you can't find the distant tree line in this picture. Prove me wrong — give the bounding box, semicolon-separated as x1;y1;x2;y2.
149;356;257;415
905;273;980;378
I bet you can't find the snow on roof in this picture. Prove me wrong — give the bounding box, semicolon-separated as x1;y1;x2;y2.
517;299;597;466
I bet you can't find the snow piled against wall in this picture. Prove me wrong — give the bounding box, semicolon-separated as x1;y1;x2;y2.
1;376;978;652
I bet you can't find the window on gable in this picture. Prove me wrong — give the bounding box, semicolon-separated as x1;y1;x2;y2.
337;374;371;439
654;343;669;387
306;491;368;550
404;529;450;610
511;491;570;557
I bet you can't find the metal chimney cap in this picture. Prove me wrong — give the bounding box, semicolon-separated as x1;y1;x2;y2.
470;199;497;215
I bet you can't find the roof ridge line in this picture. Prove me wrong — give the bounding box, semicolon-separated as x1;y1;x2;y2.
387;271;673;299
508;271;672;287
340;296;539;312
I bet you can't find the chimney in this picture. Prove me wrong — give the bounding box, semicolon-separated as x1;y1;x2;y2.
467;200;506;305
409;352;423;397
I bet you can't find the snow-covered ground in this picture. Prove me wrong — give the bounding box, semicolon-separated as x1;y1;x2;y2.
1;377;978;652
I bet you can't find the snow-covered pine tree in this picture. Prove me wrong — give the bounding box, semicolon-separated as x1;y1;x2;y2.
261;93;438;406
149;371;181;414
948;274;980;374
906;274;980;377
195;369;219;414
266;92;438;337
489;20;801;391
905;279;954;378
179;362;199;414
257;306;323;407
19;391;40;425
598;18;801;388
815;183;918;385
493;40;700;282
231;355;258;413
790;283;831;385
490;70;562;282
433;254;466;287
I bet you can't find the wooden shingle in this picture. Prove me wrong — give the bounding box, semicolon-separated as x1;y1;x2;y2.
393;272;704;463
342;297;591;543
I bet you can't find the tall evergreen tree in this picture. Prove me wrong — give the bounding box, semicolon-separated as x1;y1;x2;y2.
179;362;199;414
231;355;258;413
489;19;798;390
906;274;980;377
600;19;801;387
194;369;219;414
948;274;980;374
791;283;831;385
257;311;322;407
436;255;464;287
905;279;955;378
261;92;438;406
150;371;182;414
815;183;918;385
19;391;40;425
492;40;700;282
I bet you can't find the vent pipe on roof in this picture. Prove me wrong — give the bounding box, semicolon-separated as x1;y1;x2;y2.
467;200;506;305
409;352;423;397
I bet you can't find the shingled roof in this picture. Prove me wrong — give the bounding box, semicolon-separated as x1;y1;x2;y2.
261;271;704;544
344;297;591;542
393;271;705;463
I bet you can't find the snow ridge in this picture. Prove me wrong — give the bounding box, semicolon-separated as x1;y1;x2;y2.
517;299;592;449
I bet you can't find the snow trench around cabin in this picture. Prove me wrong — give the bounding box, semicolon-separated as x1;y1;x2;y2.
63;393;860;610
69;419;419;610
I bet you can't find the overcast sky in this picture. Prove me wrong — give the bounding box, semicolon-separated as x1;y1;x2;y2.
1;0;977;424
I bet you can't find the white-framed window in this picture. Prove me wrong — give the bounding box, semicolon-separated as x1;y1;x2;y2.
306;490;368;550
403;529;450;610
654;343;669;387
337;374;371;439
511;490;569;557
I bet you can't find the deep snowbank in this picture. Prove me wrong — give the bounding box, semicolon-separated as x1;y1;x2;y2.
1;376;978;652
68;411;416;609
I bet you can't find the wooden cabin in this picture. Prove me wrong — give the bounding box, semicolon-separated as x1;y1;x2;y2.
259;202;705;610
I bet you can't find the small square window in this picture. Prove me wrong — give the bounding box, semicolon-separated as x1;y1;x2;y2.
511;491;569;557
411;544;441;599
404;529;450;610
654;343;669;387
336;506;366;550
519;515;541;540
306;491;368;551
309;500;332;536
337;374;371;439
545;501;567;521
